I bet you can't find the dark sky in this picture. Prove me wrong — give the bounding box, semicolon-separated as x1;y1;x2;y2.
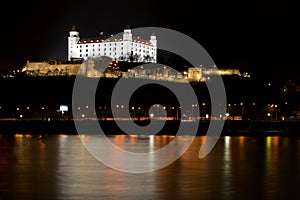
0;0;299;81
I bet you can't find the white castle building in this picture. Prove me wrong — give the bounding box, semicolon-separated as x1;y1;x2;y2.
68;25;157;63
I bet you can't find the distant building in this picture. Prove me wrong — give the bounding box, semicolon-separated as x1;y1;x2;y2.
68;25;157;63
187;67;204;82
21;60;81;76
202;68;241;76
186;66;242;82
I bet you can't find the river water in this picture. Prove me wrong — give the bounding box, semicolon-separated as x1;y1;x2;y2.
1;134;300;200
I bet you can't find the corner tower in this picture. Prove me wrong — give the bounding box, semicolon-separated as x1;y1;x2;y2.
123;25;132;41
68;25;80;61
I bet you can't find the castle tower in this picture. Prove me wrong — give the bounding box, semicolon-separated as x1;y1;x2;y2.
150;32;157;47
150;32;157;62
123;25;132;41
68;25;80;61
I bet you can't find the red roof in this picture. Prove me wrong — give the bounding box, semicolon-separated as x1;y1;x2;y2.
70;25;77;31
124;25;131;30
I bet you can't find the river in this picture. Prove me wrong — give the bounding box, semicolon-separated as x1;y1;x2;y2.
1;134;300;200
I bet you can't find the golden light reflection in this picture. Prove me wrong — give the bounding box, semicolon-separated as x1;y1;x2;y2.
114;135;126;149
14;134;23;139
115;135;125;142
79;134;90;142
265;136;280;178
129;135;137;144
25;134;32;139
265;136;272;175
224;136;231;172
238;136;245;160
272;136;279;147
266;136;272;150
238;136;245;146
38;139;47;170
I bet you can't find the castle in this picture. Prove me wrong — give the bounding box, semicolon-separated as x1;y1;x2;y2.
18;25;244;81
68;25;157;63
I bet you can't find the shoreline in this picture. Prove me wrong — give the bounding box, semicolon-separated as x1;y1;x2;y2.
1;119;300;136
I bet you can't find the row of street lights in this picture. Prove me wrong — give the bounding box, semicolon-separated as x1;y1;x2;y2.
0;102;285;121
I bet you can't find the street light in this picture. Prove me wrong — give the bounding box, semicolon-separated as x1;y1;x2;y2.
227;103;231;117
41;106;46;120
153;104;159;119
176;107;181;120
116;105;119;120
192;104;198;120
131;106;135;119
240;102;244;116
275;104;278;120
77;107;81;119
202;102;206;119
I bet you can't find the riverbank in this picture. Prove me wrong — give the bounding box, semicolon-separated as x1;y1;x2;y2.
1;119;300;136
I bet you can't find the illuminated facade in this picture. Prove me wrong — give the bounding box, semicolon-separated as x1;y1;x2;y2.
186;67;242;82
68;25;157;63
21;60;81;76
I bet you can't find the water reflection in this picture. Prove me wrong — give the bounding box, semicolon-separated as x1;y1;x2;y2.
1;134;300;199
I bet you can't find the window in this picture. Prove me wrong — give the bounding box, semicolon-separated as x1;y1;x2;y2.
86;49;88;52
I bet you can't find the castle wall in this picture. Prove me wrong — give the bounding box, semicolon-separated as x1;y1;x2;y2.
22;61;81;76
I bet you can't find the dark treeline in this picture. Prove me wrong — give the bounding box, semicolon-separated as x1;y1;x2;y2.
0;74;299;120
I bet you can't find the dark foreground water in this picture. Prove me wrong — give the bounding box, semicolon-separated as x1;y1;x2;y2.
1;134;300;200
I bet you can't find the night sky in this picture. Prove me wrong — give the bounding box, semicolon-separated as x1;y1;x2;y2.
0;0;299;81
